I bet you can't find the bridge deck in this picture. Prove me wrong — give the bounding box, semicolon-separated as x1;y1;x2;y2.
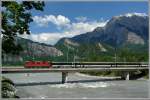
2;62;149;74
2;67;148;74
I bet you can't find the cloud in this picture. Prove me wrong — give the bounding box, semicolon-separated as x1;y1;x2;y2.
75;16;87;22
33;15;70;28
21;15;108;45
20;20;107;45
68;21;107;35
19;32;74;45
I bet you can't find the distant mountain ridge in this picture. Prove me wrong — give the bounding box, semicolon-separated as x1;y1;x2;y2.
17;37;63;57
56;13;148;47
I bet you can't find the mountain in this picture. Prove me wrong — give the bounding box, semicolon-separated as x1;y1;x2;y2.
17;37;63;57
55;13;148;62
57;13;148;47
2;37;63;64
2;13;148;64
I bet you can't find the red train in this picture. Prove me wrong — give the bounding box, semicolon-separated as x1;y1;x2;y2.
24;61;52;68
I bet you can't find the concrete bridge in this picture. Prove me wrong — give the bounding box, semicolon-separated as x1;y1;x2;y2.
2;62;149;83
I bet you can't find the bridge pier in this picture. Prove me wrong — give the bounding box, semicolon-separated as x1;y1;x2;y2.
62;72;68;84
126;72;130;80
121;72;130;80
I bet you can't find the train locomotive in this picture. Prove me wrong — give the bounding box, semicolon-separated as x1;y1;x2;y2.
24;61;52;68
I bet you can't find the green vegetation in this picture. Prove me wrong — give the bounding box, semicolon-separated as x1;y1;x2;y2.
55;43;148;62
2;1;45;97
3;42;148;64
54;43;149;78
2;1;45;54
1;77;19;98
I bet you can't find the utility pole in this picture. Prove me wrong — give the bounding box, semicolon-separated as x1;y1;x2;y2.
88;40;89;62
31;43;35;61
73;55;76;68
114;34;117;67
115;47;117;63
64;43;67;62
67;45;69;62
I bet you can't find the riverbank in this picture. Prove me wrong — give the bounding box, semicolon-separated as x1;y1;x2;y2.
75;72;121;80
80;71;149;80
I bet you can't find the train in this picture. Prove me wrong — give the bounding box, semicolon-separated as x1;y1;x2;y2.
24;61;147;68
24;61;52;68
24;61;82;68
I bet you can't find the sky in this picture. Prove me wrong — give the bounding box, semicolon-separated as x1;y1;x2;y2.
20;1;148;45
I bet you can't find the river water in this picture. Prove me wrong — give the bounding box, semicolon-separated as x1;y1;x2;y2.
3;73;149;99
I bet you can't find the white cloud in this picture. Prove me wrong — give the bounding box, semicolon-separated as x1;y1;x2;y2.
115;12;148;18
19;32;74;45
33;15;70;28
125;12;147;17
22;15;108;45
20;20;107;45
68;21;107;35
75;16;87;22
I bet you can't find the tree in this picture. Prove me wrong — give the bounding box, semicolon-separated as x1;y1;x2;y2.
2;1;45;54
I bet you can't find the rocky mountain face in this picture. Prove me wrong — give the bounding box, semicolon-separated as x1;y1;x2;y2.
21;38;63;57
2;37;63;64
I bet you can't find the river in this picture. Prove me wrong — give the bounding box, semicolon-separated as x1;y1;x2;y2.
3;73;149;99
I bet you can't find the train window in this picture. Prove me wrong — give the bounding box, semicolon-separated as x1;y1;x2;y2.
43;61;47;64
37;62;40;64
32;61;35;64
27;62;31;64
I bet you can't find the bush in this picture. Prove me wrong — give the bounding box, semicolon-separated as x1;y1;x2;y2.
1;76;19;98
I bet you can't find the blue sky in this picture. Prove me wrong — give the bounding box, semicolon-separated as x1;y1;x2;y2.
22;1;148;45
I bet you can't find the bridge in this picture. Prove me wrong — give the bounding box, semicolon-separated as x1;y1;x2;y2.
2;62;149;84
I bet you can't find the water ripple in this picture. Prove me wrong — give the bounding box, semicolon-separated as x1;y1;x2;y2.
50;82;112;88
